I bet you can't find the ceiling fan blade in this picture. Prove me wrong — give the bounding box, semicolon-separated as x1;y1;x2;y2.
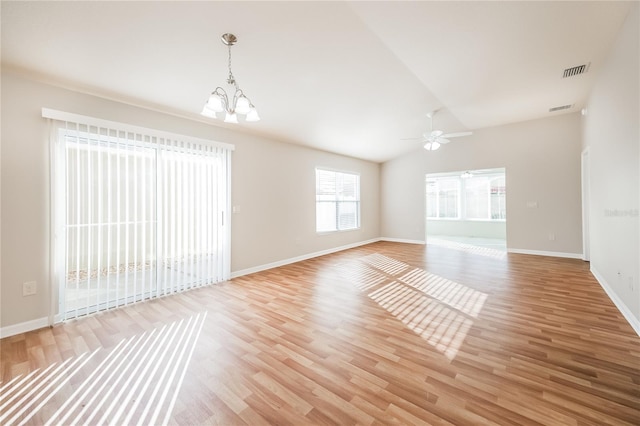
430;130;444;138
442;131;473;138
400;137;421;141
438;138;451;145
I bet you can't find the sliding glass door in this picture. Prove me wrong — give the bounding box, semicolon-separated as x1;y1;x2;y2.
50;115;232;321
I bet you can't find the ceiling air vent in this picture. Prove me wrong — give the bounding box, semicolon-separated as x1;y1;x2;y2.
549;104;573;112
563;63;590;78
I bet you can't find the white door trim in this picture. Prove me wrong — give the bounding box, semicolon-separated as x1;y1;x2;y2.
581;147;591;261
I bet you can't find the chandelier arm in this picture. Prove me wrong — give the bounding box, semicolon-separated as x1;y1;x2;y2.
232;88;243;113
214;87;230;110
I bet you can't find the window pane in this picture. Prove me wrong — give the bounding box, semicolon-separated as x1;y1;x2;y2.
316;201;337;232
317;169;336;197
491;177;507;219
439;178;460;219
426;179;438;218
464;177;489;219
338;201;358;230
339;173;358;200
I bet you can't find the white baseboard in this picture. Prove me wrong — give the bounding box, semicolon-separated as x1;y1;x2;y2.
380;237;426;245
0;317;49;339
230;238;382;279
591;267;640;336
507;248;583;259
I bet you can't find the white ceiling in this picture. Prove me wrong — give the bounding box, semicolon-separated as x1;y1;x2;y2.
1;1;632;162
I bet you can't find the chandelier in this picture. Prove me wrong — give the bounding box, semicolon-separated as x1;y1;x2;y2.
201;33;260;123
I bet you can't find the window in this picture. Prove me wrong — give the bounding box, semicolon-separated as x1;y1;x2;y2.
427;172;506;221
490;176;507;220
46;109;232;321
316;168;360;232
426;178;460;219
464;177;490;219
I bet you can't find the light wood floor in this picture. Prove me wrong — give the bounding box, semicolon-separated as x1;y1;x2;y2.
1;241;639;425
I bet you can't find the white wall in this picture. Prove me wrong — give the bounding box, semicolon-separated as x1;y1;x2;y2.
381;113;583;254
0;70;380;330
582;4;639;330
230;130;379;273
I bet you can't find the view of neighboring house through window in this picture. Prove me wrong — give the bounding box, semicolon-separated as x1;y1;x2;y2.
316;168;360;232
427;171;506;221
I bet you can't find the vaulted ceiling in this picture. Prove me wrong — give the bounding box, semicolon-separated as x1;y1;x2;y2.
1;1;633;162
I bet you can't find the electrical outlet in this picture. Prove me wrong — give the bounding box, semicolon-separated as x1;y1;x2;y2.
548;233;555;241
23;281;37;296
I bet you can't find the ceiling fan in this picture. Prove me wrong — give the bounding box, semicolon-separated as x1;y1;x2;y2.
404;110;473;150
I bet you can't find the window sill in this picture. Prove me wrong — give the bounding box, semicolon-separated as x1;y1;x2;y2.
427;218;506;223
316;227;361;235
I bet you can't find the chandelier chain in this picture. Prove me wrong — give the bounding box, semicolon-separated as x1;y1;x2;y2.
227;44;236;87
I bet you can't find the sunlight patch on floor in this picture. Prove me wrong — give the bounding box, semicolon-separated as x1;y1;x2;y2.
343;253;488;360
0;313;207;426
335;261;388;291
428;237;507;259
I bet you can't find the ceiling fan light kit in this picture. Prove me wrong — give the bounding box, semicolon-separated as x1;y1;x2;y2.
201;33;260;123
413;110;473;151
424;141;441;151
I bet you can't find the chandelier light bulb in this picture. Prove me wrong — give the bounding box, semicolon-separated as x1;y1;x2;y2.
207;93;225;112
235;95;251;114
224;112;238;123
245;107;261;122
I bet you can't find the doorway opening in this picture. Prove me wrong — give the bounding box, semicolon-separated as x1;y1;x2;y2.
425;168;507;253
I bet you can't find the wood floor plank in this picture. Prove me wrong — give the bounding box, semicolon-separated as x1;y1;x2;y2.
1;241;639;425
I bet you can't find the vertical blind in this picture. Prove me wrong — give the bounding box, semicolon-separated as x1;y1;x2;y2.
45;109;233;322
